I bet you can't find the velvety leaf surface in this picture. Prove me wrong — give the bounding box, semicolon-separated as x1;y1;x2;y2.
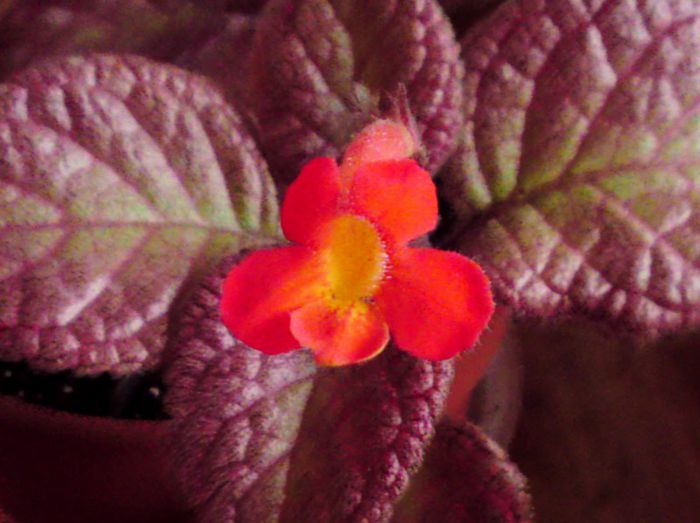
0;1;226;80
0;54;279;375
165;256;316;523
392;421;532;523
250;0;464;183
440;0;700;334
280;346;453;522
165;258;454;523
176;13;258;108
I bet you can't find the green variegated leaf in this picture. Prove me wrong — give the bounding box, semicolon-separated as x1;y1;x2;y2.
0;54;279;375
250;0;465;183
441;0;700;335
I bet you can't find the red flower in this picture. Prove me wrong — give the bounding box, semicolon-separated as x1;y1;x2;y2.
221;120;494;366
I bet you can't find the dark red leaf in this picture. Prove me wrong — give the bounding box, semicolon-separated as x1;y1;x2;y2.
0;1;225;80
165;256;454;522
176;13;258;107
392;421;532;523
440;0;700;336
0;54;279;375
280;346;453;522
249;0;465;183
165;255;316;522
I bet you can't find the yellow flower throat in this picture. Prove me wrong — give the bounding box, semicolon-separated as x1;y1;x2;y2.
321;214;387;306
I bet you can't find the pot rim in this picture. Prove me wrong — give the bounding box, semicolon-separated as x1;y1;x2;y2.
0;394;171;443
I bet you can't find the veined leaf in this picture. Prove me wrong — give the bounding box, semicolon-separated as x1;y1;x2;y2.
0;0;225;80
249;0;465;183
0;54;279;375
165;256;454;523
392;421;532;523
441;0;700;335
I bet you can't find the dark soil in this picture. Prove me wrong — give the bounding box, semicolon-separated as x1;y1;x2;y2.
0;361;167;419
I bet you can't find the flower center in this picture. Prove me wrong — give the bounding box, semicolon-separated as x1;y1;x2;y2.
321;214;387;305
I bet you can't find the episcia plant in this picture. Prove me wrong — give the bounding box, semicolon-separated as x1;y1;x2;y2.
220;119;494;366
0;0;699;521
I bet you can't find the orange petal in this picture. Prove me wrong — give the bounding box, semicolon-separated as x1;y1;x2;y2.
351;159;437;244
281;157;342;245
377;248;494;360
221;246;323;353
339;119;417;183
290;300;389;366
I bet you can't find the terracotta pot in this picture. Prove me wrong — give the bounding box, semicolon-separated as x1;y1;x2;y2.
0;397;191;523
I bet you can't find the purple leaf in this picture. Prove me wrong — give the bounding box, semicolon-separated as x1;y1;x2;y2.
165;257;454;522
249;0;465;183
279;346;453;522
176;13;258;108
0;1;226;80
0;54;279;375
440;0;700;335
392;421;532;523
165;256;316;523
